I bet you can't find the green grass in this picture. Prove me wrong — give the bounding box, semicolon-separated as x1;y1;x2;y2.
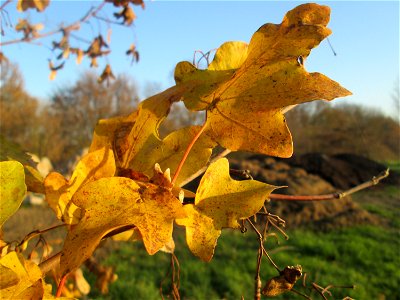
87;225;399;299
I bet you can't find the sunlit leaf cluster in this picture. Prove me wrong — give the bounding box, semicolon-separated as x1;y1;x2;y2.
0;3;352;298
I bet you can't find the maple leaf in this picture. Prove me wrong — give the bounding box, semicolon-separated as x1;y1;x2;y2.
128;125;216;187
174;41;248;111
0;161;27;229
175;204;221;261
174;3;351;158
60;177;185;275
90;86;215;186
89;110;138;155
0;252;45;299
44;147;115;224
176;158;277;261
121;89;216;185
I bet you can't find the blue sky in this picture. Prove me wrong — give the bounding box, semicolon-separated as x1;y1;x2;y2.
1;1;399;116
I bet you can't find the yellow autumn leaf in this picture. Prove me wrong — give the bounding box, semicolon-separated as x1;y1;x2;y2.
129;125;216;186
175;3;351;157
17;0;49;12
90;87;215;186
195;158;277;228
175;204;221;262
120;86;184;167
89;110;138;155
0;251;44;299
44;147;115;224
176;158;277;261
174;41;248;111
60;177;185;276
0;161;27;229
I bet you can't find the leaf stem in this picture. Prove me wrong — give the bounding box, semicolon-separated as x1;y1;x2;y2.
56;274;68;298
171;121;208;186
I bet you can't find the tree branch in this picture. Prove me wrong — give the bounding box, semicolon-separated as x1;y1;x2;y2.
0;0;12;11
269;169;389;201
0;1;106;46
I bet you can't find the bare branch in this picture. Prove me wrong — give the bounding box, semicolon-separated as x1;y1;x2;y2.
0;0;12;11
39;252;61;275
269;169;389;201
0;1;107;46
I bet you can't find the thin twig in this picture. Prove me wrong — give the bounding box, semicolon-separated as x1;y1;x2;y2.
94;15;125;26
269;169;389;201
267;217;289;240
312;283;328;300
17;223;66;250
178;148;232;187
39;252;61;275
247;218;280;272
291;288;312;299
0;0;12;11
255;248;262;300
326;37;337;56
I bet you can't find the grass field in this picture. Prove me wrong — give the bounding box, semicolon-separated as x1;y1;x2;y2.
86;185;400;300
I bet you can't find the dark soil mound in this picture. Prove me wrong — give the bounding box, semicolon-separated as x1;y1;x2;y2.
284;153;400;189
228;155;381;230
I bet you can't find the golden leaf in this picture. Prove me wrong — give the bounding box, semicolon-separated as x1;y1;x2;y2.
128;125;216;186
0;161;26;229
175;204;221;262
176;158;277;261
175;4;351;157
90;86;215;186
195;158;277;228
44;148;115;224
60;177;185;275
0;252;44;299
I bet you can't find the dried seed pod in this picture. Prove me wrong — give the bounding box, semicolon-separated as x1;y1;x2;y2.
262;265;302;296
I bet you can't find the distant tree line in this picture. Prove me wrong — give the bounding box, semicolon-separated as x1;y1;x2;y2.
286;102;400;161
1;61;399;174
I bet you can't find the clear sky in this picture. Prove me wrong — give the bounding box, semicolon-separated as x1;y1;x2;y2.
1;1;399;116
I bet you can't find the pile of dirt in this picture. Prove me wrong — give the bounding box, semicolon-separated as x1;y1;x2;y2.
229;154;381;230
283;153;400;189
